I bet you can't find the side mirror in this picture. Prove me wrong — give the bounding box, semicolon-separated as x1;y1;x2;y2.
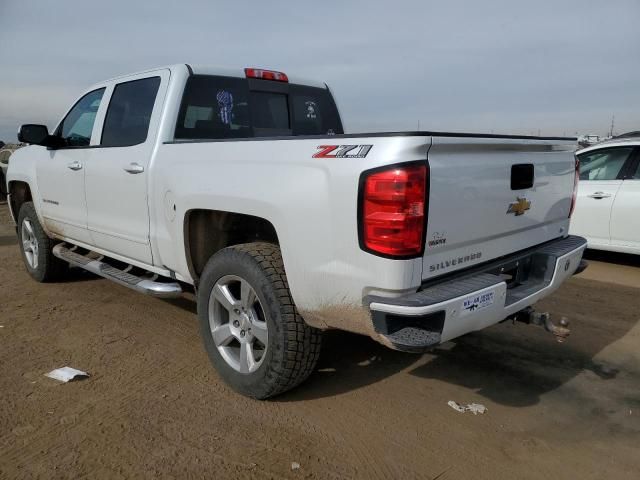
18;124;51;146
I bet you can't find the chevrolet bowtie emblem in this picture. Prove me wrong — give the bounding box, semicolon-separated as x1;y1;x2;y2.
507;197;531;216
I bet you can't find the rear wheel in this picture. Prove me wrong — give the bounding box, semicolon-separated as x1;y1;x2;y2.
17;201;67;282
197;242;322;399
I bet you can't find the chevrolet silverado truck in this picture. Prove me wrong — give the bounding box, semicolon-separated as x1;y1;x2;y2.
8;64;587;399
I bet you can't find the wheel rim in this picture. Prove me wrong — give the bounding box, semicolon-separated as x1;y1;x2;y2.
21;218;39;269
208;275;269;374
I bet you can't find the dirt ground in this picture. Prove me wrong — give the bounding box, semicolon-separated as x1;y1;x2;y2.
1;203;639;480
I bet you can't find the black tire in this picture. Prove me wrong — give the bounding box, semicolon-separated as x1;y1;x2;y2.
197;242;322;399
17;201;68;282
0;171;7;202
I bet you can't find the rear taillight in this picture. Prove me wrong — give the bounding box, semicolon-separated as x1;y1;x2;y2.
244;68;288;82
360;164;428;257
569;155;580;218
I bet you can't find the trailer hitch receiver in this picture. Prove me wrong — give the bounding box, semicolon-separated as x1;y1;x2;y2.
512;307;571;343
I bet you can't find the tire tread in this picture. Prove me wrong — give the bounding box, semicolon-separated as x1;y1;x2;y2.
17;201;67;282
231;243;322;397
198;242;322;399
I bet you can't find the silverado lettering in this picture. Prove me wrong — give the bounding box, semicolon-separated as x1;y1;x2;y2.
429;252;483;273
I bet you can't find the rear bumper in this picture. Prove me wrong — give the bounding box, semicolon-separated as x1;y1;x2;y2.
367;235;587;352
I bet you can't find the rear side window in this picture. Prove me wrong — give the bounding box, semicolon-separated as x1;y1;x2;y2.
578;147;633;181
175;75;343;140
101;77;161;147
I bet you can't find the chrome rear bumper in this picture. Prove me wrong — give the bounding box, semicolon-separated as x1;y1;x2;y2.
367;235;587;352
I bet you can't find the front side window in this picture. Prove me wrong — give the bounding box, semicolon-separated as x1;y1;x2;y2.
101;77;161;147
58;88;105;147
578;147;633;181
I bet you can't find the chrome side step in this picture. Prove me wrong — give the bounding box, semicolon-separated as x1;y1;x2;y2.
52;243;182;298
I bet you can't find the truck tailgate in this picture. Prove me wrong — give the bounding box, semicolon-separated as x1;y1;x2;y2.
423;136;577;281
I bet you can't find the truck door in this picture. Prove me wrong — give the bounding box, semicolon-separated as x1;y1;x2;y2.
36;88;106;244
84;70;169;265
610;149;640;252
570;146;634;247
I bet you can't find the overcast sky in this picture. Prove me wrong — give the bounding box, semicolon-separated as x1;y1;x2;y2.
0;0;638;141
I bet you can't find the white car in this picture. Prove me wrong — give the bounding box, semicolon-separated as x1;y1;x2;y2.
577;134;603;148
570;138;640;254
7;64;585;398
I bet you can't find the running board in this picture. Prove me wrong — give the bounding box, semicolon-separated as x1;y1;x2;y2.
52;244;182;298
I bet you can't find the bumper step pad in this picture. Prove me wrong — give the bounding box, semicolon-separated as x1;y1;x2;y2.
384;328;442;353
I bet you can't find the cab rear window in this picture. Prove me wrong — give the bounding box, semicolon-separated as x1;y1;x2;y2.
174;75;343;140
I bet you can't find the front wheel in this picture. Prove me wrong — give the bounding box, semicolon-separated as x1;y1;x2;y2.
197;243;322;399
0;171;7;202
17;201;68;282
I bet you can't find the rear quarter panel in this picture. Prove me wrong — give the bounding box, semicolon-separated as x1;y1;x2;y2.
150;136;430;328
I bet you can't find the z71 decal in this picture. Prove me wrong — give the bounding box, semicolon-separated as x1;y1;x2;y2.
313;145;373;158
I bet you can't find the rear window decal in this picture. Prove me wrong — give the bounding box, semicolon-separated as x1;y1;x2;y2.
305;101;318;119
216;90;233;125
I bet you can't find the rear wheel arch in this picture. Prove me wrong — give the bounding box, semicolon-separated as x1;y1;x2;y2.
184;209;280;284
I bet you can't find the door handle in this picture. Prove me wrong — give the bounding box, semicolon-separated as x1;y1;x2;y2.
123;163;144;174
587;191;611;199
67;161;82;171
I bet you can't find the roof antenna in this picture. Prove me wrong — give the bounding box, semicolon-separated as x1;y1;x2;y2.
609;115;615;138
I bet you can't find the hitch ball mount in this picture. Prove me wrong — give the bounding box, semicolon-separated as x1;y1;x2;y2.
511;307;571;343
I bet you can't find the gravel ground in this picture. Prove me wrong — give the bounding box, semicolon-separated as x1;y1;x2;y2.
1;203;639;479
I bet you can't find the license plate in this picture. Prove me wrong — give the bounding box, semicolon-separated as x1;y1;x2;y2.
461;291;495;316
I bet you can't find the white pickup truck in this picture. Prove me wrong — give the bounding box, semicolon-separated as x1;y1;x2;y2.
8;64;587;398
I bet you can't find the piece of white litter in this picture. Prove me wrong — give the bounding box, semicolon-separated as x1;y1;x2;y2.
45;367;89;383
291;462;300;471
448;401;487;415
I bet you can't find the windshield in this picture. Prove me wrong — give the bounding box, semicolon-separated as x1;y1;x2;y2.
175;75;343;140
